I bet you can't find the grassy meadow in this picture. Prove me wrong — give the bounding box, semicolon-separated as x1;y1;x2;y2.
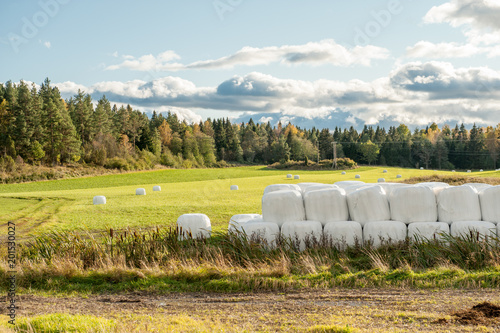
1;165;495;236
2;166;500;332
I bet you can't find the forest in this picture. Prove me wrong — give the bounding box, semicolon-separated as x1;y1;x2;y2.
0;78;499;172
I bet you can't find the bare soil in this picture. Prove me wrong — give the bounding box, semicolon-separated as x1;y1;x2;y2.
4;288;500;332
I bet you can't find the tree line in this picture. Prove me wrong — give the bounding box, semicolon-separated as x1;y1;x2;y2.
0;78;499;171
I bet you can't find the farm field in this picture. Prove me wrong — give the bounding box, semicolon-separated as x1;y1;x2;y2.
1;165;497;237
2;166;500;332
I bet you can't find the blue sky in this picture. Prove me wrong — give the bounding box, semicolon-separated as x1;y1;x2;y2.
1;0;500;129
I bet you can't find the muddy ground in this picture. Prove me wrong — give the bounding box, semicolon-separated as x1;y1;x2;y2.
4;288;500;332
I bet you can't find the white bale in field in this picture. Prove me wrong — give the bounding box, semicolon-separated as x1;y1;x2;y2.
467;170;471;173
420;167;424;170
480;169;484;172
463;183;492;192
136;188;146;195
296;182;323;192
302;184;338;193
341;171;346;175
241;222;280;248
324;221;363;249
479;186;500;224
363;221;407;248
177;214;211;240
346;185;390;226
230;185;239;190
93;196;106;205
378;178;385;183
281;221;323;251
153;185;161;191
418;182;450;195
383;170;388;173
437;186;481;223
452;170;456;172
263;184;301;195
304;188;349;225
228;214;263;232
408;222;449;241
287;174;293;178
396;174;402;178
354;174;361;179
262;190;305;227
378;183;409;197
450;221;496;238
334;180;365;189
294;175;300;179
389;186;437;223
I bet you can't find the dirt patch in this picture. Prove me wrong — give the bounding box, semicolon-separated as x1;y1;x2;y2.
451;302;500;325
6;289;500;332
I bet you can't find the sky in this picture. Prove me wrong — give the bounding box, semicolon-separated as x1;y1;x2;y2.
1;0;500;130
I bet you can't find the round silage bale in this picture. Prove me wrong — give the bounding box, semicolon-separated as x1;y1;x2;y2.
153;185;161;191
230;185;239;190
450;221;496;238
479;186;500;224
241;222;280;249
281;220;323;252
177;214;212;240
389;185;437;223
363;221;407;248
324;221;362;249
346;185;390;226
136;188;146;195
93;196;106;205
437;186;481;223
262;190;305;227
303;188;349;225
228;214;263;233
408;222;449;241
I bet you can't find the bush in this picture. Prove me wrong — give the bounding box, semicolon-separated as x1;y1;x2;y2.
0;155;16;172
104;157;131;170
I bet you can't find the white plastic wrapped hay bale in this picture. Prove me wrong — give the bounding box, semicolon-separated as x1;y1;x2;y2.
136;188;146;195
302;184;338;193
263;184;301;195
228;214;263;233
396;174;402;178
93;196;106;205
467;170;471;173
304;188;349;225
153;186;161;192
383;170;388;173
363;221;407;248
296;182;323;192
479;186;500;224
230;185;239;190
408;222;449;241
378;178;385;183
355;174;361;179
437;186;481;224
347;185;390;226
281;221;323;251
287;174;292;178
294;175;300;179
324;221;362;249
241;222;280;249
418;182;450;195
450;221;496;238
341;171;346;175
420;167;424;170
480;169;484;172
262;190;305;227
334;181;365;189
389;186;437;223
177;214;211;240
463;183;492;193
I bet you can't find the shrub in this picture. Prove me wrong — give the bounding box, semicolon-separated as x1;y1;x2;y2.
104;157;131;170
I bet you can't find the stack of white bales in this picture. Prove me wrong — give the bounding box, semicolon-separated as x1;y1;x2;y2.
227;181;499;250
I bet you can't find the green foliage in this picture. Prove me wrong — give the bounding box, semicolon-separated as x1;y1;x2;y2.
15;313;116;332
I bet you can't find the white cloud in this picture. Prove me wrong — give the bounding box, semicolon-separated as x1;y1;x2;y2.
406;41;485;58
105;40;390;72
424;0;500;31
259;116;273;123
56;61;500;128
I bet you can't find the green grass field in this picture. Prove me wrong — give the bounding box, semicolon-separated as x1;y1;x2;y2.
1;166;498;236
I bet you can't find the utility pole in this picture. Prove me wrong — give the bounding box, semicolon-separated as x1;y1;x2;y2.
332;141;337;169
